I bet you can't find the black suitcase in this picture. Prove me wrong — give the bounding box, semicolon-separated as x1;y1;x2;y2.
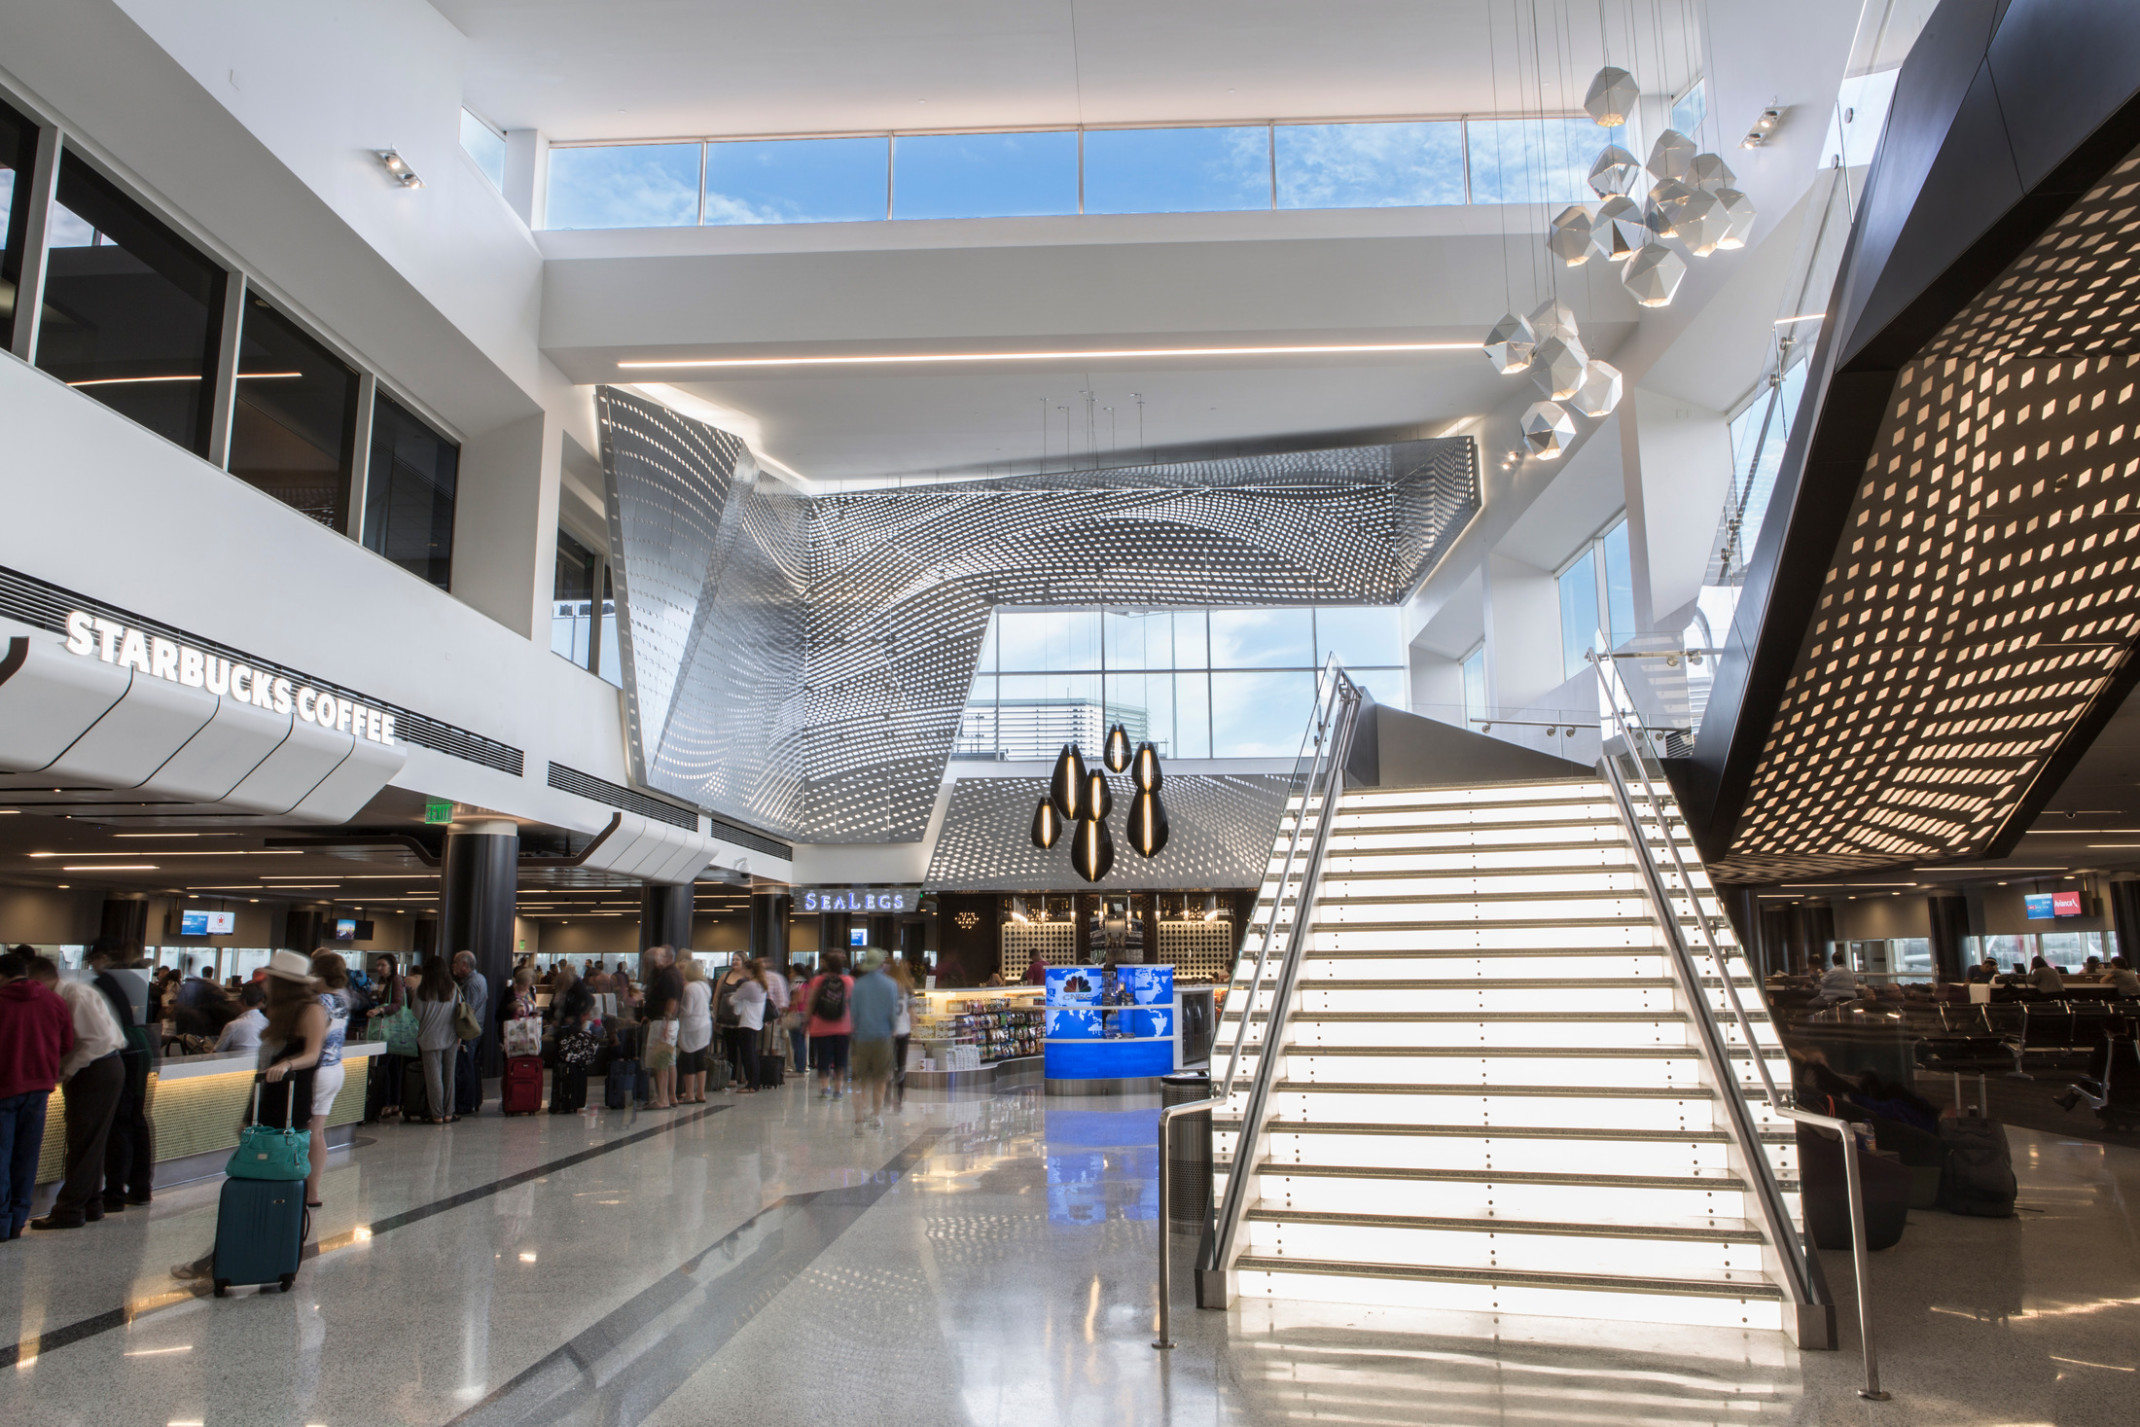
759;1045;784;1088
1938;1114;2017;1217
606;1058;638;1110
404;1059;432;1120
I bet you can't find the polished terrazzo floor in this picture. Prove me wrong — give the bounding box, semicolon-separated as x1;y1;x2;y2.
1;1081;2135;1426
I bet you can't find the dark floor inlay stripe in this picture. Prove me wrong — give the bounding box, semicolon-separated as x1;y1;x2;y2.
447;1131;944;1427
0;1104;728;1371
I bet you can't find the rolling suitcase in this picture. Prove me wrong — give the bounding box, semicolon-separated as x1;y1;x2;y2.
1938;1113;2017;1217
404;1059;433;1120
758;1051;784;1088
606;1055;638;1110
212;1082;308;1296
501;1055;544;1115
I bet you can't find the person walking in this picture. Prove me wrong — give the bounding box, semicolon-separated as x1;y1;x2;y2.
642;946;683;1110
413;956;461;1124
887;956;915;1112
804;952;854;1099
0;948;74;1241
452;951;490;1116
848;951;898;1133
762;960;791;1072
85;939;155;1212
28;954;127;1230
728;959;768;1093
677;958;713;1105
299;952;352;1209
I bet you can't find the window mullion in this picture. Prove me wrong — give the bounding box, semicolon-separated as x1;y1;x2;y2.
6;122;61;363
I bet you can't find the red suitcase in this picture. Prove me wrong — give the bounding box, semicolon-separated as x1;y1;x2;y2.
501;1055;544;1115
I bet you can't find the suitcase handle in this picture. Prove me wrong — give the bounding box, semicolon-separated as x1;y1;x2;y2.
253;1069;300;1130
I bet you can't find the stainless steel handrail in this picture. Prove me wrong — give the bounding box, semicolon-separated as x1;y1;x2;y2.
1155;658;1362;1349
1213;655;1348;1102
1590;647;1888;1401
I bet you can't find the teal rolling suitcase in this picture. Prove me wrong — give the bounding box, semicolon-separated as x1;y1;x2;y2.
212;1080;309;1295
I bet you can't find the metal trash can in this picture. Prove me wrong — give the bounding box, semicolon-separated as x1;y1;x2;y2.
1159;1071;1214;1235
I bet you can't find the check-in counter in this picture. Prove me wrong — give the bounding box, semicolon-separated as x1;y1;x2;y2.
36;1041;382;1187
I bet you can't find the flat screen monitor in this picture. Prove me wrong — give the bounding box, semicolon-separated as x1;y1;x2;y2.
180;909;235;936
332;918;376;942
2025;891;2085;919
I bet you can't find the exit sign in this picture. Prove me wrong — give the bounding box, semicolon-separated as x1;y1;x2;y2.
424;801;454;825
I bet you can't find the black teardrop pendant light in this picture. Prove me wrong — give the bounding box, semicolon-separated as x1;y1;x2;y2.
1130;741;1164;792
1049;743;1087;820
1069;813;1115;882
1127;789;1169;858
1084;769;1113;821
1030;796;1061;850
1102;723;1133;773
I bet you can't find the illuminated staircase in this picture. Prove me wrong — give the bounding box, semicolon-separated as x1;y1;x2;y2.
1213;778;1800;1332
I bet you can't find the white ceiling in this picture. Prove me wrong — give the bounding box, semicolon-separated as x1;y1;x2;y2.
435;0;1696;142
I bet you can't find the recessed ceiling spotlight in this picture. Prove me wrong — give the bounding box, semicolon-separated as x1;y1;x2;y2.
375;149;423;187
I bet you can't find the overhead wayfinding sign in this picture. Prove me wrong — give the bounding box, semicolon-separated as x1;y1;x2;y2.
63;610;399;747
799;888;914;913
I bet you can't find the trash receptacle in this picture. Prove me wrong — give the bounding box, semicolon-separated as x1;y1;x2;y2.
1159;1071;1213;1236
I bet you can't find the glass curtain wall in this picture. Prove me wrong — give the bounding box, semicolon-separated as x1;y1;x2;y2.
551;527;623;688
363;393;460;590
959;606;1405;761
227;293;360;528
547;113;1625;230
36;152;226;456
0;98;37;351
1557;517;1636;681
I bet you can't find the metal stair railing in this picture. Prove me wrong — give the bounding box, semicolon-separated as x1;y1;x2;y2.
1590;645;1888;1399
1153;656;1363;1349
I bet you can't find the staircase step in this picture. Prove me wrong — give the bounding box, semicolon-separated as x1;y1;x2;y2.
1233;1160;1793;1227
1239;1213;1771;1282
1232;1257;1785;1329
1215;1119;1794;1145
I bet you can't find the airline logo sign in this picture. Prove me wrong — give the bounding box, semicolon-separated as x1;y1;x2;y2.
799;888;912;913
64;611;398;747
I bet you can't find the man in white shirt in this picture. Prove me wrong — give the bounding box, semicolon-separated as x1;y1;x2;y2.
26;956;126;1231
214;983;268;1053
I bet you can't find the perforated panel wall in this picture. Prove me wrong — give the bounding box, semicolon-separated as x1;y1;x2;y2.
1717;147;2140;882
599;388;1477;845
924;773;1293;891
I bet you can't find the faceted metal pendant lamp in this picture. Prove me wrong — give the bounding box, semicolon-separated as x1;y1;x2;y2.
1716;188;1756;248
1547;206;1593;266
1102;723;1132;773
1687;152;1737;193
1573;360;1623;419
1085;769;1114;821
1069;814;1115;883
1131;742;1164;792
1532;333;1588;401
1584;66;1639;127
1127;789;1169;859
1587;145;1640;199
1675;188;1730;256
1528;299;1578;344
1030;796;1062;850
1521;401;1577;459
1592;195;1645;261
1483;311;1536;374
1646;129;1697;183
1048;743;1087;821
1623;242;1689;307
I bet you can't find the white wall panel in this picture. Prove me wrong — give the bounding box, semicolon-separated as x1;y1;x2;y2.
286;729;409;824
46;669;219;788
0;630;131;772
222;718;352;815
152;697;295;802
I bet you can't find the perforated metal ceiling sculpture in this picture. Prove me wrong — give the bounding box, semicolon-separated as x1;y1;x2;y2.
1716;146;2140;883
598;387;1477;842
926;773;1291;891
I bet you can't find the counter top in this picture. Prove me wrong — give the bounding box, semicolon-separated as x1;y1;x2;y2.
153;1039;383;1082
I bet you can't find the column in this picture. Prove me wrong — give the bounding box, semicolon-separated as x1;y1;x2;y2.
97;895;149;954
749;893;791;974
440;819;518;1075
640;882;696;953
1927;895;1971;983
284;905;325;952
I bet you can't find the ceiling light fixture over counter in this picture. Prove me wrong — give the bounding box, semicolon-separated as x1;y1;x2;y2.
618;342;1478;372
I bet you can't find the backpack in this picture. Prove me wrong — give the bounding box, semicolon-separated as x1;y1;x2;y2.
810;974;847;1022
716;978;742;1028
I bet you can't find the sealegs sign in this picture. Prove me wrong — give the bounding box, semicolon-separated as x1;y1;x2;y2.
64;611;399;747
798;888;913;913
